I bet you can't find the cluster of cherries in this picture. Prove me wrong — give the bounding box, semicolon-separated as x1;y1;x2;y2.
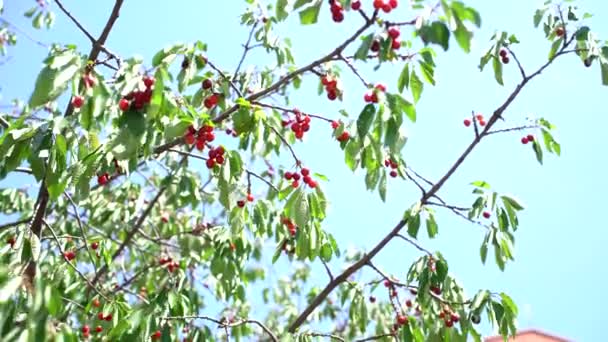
284;167;318;189
373;0;398;13
364;83;386;103
236;193;255;208
281;216;297;236
520;134;535;145
118;76;156;112
184;124;216;151
97;158;123;186
79;299;111;338
205;146;226;169
159;255;180;273
202;78;220;109
384;158;399;178
321;75;341;101
70;73;98;109
282;109;311;140
463;113;487;128
499;49;510;64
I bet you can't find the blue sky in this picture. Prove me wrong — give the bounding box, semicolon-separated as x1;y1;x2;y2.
1;0;608;341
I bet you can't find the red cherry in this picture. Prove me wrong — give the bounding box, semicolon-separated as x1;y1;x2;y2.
91;242;99;250
526;134;534;142
82;325;90;334
143;76;155;88
502;56;510;64
104;313;112;321
351;0;361;10
521;136;529;144
337;131;350;142
7;236;16;247
373;0;383;9
332;11;344;22
388;27;400;39
92;298;101;307
95;326;103;333
331;120;339;129
196;139;205;151
97;312;105;320
237;200;246;208
446;320;454;328
292;180;300;188
382;3;392;13
390;170;398;178
303;176;312;184
71;95;84;109
284;172;293;180
397;315;408;325
202;79;213;90
476;114;484;121
301;168;310;176
63;251;76;261
478;120;486;127
391;39;401;50
119;98;130;111
374;83;387;92
292;173;301;181
215;155;224;164
431;286;441;295
370;40;380;52
308;180;317;188
499;49;508;58
482;211;491;219
405;299;412;307
161;215;169;223
327;89;337;100
151;330;162;340
369;295;376;303
384;280;391;287
247;193;254;202
389;0;398;9
364;92;373;103
206;159;215;169
463;119;471;127
184;132;196;145
556;27;565;37
451;313;460;323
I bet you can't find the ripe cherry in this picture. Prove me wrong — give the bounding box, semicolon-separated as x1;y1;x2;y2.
292;180;300;188
332;11;344;22
389;0;398;9
502;56;510;64
119;98;130;111
237;200;246;208
91;242;99;250
7;236;15;248
337;131;350;142
521;136;529;144
478;120;486;127
92;298;101;307
247;193;254;202
284;172;293;180
451;313;460;323
95;326;103;333
63;250;76;261
331;120;339;129
463;119;471;127
390;170;398;178
301;168;310;176
369;296;376;303
405;299;412;307
397;315;408;325
375;83;387;92
499;49;508;58
97;312;105;320
383;279;391;287
143;76;155;88
351;0;361;10
556;27;565;37
391;39;401;50
202;79;213;90
184;132;196;145
446;320;454;328
206;158;215;169
430;286;441;295
370;40;380;52
97;173;109;186
71;95;84;109
104;313;112;321
82;325;90;334
151;330;162;340
388;27;400;39
526;134;534;142
482;211;491;219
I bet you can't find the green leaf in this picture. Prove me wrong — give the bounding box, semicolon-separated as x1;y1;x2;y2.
354;35;374;61
492;57;504;85
533;8;547;28
0;276;21;303
299;2;321;25
293;190;310;228
532;140;543;164
397;63;410;93
29;53;80;108
276;0;289;20
378;171;387;202
344;140;360;171
410;70;423;104
600;62;608;86
548;38;563;60
501;196;524;211
500;293;518;315
426;212;438;238
294;0;312;10
356;104;376;138
453;20;473;53
480;242;488;264
469;290;489;311
420;21;450;51
407;212;421;238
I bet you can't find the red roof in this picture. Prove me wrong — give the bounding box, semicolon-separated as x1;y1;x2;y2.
485;329;571;342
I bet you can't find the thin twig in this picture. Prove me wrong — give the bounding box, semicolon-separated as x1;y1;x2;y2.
206;60;242;97
339;54;370;87
233;23;258;81
504;45;526;79
395;234;432;255
162;316;278;342
0;217;31;231
485;124;539;136
64;192;97;273
266;125;300;166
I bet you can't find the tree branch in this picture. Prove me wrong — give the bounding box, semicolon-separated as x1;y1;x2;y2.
163;316;278;342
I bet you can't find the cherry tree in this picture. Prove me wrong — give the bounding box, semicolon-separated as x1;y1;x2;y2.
0;0;606;341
